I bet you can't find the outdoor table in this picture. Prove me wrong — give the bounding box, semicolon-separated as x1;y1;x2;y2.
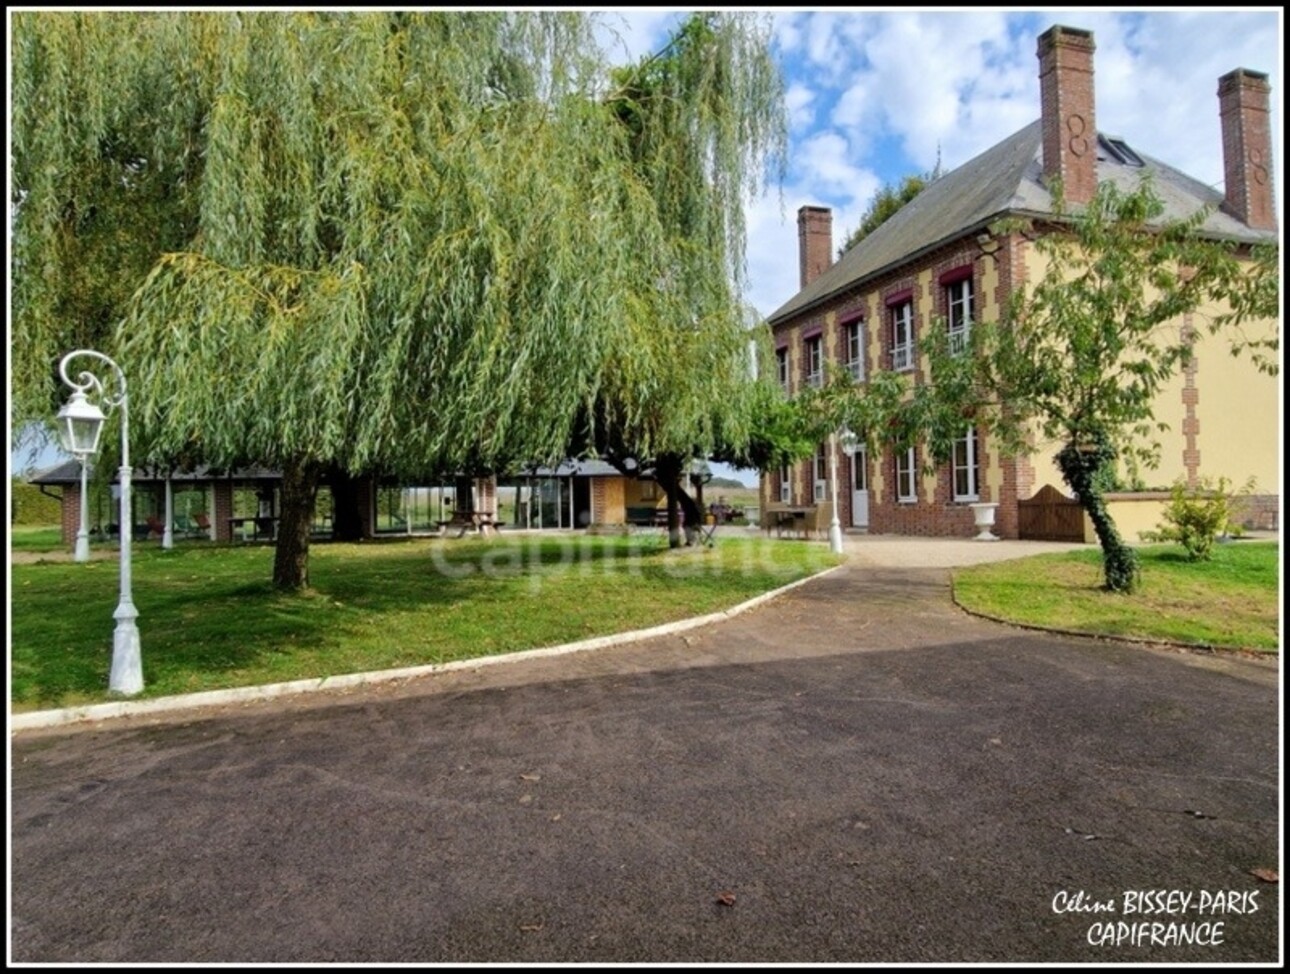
227;516;278;542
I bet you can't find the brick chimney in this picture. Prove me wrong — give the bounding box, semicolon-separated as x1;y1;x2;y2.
1218;68;1277;231
1037;25;1097;205
797;205;832;289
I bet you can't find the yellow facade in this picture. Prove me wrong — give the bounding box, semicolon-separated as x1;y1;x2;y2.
1017;244;1280;498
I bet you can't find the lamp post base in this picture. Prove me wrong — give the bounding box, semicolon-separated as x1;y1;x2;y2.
74;532;91;562
829;522;844;554
109;605;143;696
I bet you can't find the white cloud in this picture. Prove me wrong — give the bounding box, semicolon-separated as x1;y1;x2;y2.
592;10;684;66
785;83;817;132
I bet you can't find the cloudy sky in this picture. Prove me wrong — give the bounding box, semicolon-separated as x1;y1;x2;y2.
600;7;1284;321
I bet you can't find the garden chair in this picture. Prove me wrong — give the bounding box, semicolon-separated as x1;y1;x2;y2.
807;502;833;540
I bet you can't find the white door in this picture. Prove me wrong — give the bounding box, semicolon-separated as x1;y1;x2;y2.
851;445;869;528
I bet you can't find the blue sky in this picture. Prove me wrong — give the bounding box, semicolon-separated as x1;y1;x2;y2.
11;9;1284;486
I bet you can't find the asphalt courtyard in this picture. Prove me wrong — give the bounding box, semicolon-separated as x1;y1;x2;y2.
9;535;1282;963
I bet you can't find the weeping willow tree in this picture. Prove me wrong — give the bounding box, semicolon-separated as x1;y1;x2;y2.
586;13;787;546
12;11;786;584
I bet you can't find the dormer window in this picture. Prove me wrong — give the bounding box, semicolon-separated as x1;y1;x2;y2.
1098;134;1145;167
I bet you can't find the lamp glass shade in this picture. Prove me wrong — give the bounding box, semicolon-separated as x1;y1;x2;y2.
56;390;106;457
839;428;860;456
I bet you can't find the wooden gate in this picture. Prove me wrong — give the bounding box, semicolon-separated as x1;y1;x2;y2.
1018;484;1086;542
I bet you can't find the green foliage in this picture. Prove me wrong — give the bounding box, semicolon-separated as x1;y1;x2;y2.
11;11;786;474
723;380;818;473
10;481;63;526
1141;476;1256;560
1056;436;1139;592
837;172;933;257
12;11;787;583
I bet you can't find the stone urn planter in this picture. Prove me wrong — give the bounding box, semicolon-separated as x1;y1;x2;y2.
969;502;1000;541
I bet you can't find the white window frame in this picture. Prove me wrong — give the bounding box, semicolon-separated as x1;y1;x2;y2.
845;320;865;381
947;277;973;354
776;347;790;391
953;427;980;501
806;335;823;388
896;446;917;502
779;465;792;504
813;442;828;502
891;301;914;371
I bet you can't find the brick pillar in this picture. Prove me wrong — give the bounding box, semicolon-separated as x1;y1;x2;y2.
1038;25;1097;205
1218;68;1277;231
798;205;833;288
61;484;78;546
213;482;234;542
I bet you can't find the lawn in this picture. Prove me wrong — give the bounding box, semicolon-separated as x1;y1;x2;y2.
10;532;839;710
952;540;1279;652
11;525;64;552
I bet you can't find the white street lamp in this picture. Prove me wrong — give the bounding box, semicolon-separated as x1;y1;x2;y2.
57;350;142;696
827;431;844;554
830;426;862;556
56;388;104;564
74;456;92;562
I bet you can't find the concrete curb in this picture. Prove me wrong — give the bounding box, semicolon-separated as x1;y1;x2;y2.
10;563;848;733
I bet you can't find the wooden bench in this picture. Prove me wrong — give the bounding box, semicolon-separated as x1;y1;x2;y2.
626;506;662;527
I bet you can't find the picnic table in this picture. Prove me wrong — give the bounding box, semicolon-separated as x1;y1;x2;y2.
438;510;498;538
228;516;278;542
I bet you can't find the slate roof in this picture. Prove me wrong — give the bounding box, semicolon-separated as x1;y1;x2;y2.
27;461;283;485
768;119;1277;326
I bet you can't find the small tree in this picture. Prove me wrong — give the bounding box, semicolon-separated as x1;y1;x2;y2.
872;176;1277;592
837;171;934;258
1141;476;1256;560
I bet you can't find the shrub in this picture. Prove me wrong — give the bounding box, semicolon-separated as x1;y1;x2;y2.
1141;476;1255;561
10;480;63;526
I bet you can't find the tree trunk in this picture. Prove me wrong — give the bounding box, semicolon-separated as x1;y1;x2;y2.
273;456;321;591
1056;437;1139;593
655;452;703;547
328;465;365;542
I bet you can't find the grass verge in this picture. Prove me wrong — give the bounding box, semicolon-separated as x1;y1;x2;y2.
11;533;839;710
951;540;1279;652
11;525;64;552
